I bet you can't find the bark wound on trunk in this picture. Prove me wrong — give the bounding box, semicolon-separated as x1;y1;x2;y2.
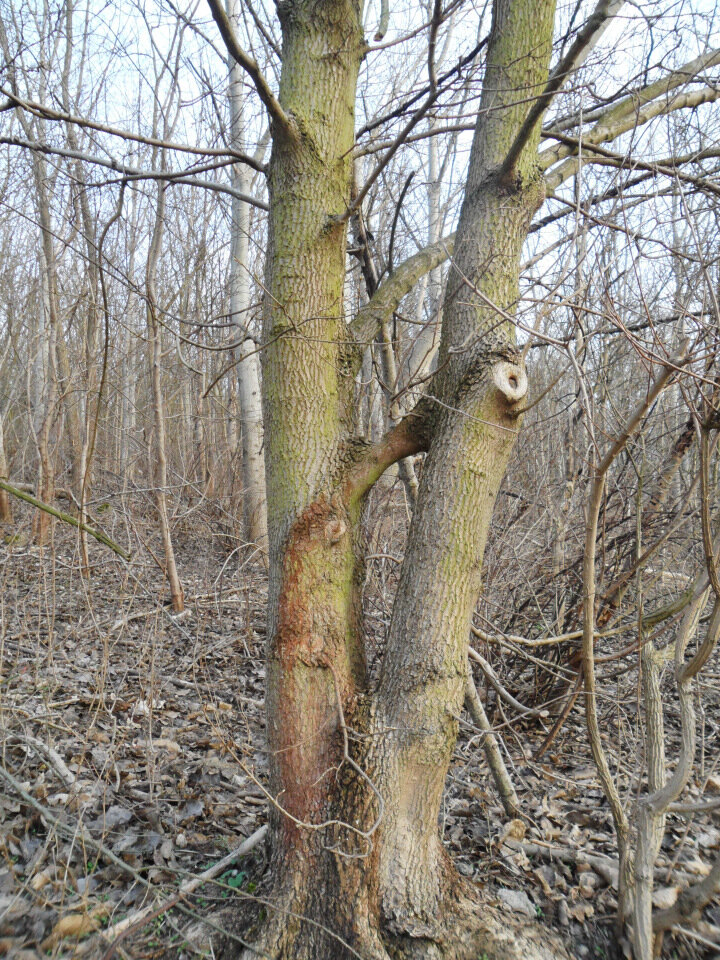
270;494;362;838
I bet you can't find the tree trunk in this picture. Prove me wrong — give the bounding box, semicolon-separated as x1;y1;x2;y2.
0;412;11;523
118;189;140;491
222;0;568;957
31;158;59;546
227;0;268;559
372;0;557;946
397;124;443;396
118;319;137;491
62;0;100;570
146;183;184;614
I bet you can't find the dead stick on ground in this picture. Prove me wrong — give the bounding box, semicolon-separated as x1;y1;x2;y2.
0;761;262;954
464;673;521;818
99;824;268;958
3;733;75;788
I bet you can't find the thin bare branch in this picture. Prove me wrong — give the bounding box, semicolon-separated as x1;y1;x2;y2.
0;87;265;172
205;0;294;140
0;136;269;209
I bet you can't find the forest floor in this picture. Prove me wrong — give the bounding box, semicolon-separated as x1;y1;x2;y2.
1;501;720;959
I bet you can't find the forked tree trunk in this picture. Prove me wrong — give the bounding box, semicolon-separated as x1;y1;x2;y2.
221;0;567;958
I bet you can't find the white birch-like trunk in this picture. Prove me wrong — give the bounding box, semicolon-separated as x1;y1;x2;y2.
399;126;442;408
227;0;268;559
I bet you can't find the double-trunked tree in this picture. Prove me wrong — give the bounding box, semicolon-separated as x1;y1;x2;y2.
205;0;706;957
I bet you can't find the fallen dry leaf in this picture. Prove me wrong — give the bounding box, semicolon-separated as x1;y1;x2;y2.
502;818;526;843
652;885;680;910
41;909;105;949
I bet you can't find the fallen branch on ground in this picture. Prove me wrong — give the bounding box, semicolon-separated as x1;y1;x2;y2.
464;672;521;818
0;479;131;560
98;824;268;958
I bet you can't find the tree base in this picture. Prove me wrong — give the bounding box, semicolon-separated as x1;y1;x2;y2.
213;870;570;960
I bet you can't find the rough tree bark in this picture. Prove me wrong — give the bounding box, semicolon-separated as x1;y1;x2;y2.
369;0;554;949
209;0;571;957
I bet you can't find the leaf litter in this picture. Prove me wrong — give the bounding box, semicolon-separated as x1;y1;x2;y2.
1;513;719;958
